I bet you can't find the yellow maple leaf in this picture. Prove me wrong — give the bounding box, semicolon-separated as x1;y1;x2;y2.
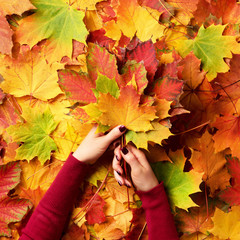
19;158;62;191
0;46;63;101
104;0;165;42
93;218;125;240
103;196;133;234
209;206;240;240
0;0;35;16
53;123;83;161
97;86;157;132
70;0;105;10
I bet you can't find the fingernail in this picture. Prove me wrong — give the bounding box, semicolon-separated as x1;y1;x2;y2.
119;125;126;132
121;147;128;155
116;171;121;176
118;181;122;186
115;142;120;148
125;183;131;188
116;155;120;161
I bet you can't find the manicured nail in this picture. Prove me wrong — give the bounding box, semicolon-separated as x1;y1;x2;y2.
116;171;121;176
116;155;120;161
121;147;128;155
125;183;131;188
119;125;126;132
118;181;122;186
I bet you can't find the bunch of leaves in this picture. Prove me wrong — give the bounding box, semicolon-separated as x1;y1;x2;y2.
1;0;240;239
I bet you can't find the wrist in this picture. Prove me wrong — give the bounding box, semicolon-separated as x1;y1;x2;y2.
72;152;92;164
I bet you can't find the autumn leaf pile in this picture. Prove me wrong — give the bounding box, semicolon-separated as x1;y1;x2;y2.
1;0;240;239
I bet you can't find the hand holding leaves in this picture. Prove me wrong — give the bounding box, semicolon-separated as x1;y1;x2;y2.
73;124;126;164
112;144;159;191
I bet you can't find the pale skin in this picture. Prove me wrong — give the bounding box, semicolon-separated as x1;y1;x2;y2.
73;124;159;192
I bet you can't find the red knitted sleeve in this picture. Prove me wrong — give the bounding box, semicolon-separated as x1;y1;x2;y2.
19;154;90;240
136;182;179;240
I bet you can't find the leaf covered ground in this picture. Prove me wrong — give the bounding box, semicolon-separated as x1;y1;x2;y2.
1;0;240;239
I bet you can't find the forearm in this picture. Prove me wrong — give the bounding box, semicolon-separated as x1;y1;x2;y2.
136;182;179;240
20;154;90;240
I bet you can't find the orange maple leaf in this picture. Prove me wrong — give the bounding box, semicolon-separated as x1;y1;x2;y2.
97;86;157;132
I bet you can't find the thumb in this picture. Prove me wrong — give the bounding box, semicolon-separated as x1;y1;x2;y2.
103;125;126;145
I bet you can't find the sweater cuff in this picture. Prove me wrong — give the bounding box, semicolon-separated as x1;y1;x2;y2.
136;182;169;209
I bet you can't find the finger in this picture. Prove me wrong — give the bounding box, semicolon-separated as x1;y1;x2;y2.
114;170;125;186
114;146;122;162
103;125;126;144
120;146;143;170
112;154;123;176
113;170;132;188
127;144;150;168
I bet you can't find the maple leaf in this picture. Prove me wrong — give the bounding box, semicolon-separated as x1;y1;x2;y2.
7;108;58;165
219;156;240;206
58;69;96;104
0;197;32;237
71;0;105;10
190;132;231;196
93;218;125;240
125;40;159;82
15;0;88;63
62;223;90;240
0;11;13;55
125;121;172;149
78;187;106;225
19;158;61;191
121;61;148;94
53;123;83;161
86;164;109;187
0;162;20;198
97;86;157;132
175;206;214;235
0;45;63;101
209;206;240;240
87;44;121;84
0;97;20;134
176;24;240;80
0;0;35;16
0;162;32;237
194;0;240;25
151;149;203;210
179;53;206;111
138;0;174;16
104;0;165;43
152;76;183;101
212;54;240;101
212;103;240;160
19;187;45;209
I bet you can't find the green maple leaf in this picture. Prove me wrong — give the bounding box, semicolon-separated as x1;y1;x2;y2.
7;108;58;165
16;0;88;63
176;24;240;80
125;121;172;149
94;74;120;99
151;149;203;210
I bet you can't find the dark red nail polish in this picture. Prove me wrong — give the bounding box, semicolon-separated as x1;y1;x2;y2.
119;125;126;132
125;183;131;188
116;155;120;161
121;147;128;155
118;181;122;186
116;171;121;176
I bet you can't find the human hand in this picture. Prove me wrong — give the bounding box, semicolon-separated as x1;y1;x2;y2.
73;124;126;164
112;144;159;192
